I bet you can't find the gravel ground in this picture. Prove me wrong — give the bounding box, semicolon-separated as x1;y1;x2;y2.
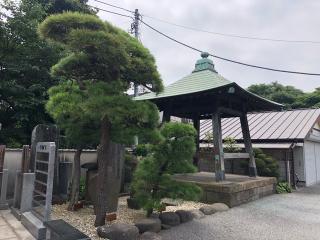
52;196;206;240
161;184;320;240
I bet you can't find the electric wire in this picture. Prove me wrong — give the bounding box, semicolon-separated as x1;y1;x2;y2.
89;0;320;44
142;14;320;44
140;20;320;76
89;5;133;19
87;3;320;76
91;0;134;13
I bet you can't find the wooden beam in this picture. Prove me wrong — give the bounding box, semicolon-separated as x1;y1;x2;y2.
218;107;244;117
224;153;249;159
240;114;257;177
212;112;225;181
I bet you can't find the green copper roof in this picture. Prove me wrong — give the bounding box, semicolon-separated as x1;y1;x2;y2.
135;53;231;100
134;53;282;110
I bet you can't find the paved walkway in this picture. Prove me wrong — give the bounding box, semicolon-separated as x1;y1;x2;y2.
161;185;320;240
0;210;34;240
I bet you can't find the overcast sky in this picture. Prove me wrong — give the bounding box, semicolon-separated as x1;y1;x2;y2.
89;0;320;92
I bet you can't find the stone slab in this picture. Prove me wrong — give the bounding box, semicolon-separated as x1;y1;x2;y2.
44;219;91;240
21;211;46;240
12;172;35;220
174;172;276;207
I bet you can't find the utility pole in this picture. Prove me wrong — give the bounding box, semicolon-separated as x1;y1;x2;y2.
131;9;140;146
132;9;140;97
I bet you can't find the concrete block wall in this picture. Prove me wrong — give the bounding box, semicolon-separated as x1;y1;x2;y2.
4;149;98;198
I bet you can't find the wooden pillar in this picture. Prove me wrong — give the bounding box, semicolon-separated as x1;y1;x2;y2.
193;117;200;167
240;114;257;177
162;110;171;123
212;112;225;181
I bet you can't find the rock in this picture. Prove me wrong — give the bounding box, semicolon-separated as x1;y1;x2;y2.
161;224;171;230
140;232;162;240
190;209;205;219
149;213;160;219
200;203;229;215
159;212;180;226
134;218;161;233
175;210;193;223
97;223;139;240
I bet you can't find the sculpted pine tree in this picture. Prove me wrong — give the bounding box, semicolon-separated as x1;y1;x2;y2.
39;12;163;226
46;83;100;210
132;122;202;216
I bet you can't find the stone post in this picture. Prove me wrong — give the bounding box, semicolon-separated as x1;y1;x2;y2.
0;145;5;172
0;169;9;209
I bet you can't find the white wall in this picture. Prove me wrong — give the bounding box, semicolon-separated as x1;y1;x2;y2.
4;148;97;197
304;140;320;186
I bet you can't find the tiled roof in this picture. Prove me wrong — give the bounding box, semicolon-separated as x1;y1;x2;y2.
200;108;320;142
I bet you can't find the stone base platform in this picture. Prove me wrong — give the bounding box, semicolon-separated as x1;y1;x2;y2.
173;172;276;207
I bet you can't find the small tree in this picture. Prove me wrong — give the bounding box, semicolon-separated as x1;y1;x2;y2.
132;122;202;216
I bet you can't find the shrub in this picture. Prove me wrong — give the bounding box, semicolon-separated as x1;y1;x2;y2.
132;122;202;216
223;137;241;153
134;144;151;157
276;182;292;194
241;148;279;178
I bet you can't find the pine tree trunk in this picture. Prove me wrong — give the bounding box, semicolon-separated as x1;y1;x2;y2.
68;148;82;211
94;117;111;226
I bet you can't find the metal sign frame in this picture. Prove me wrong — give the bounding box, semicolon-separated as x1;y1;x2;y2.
32;142;55;222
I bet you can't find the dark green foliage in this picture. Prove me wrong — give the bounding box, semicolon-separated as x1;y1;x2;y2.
248;82;320;109
135;144;152;157
0;0;93;147
276;182;292;194
132;122;202;215
241;148;279;178
46;81;100;148
254;148;279;178
41;12;163;146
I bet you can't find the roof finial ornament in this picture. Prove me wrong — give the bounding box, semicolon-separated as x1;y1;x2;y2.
201;52;209;58
193;52;217;73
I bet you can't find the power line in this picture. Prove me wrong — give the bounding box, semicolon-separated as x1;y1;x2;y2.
142;15;320;44
86;4;320;76
90;0;320;44
91;0;134;13
89;5;133;19
140;20;320;76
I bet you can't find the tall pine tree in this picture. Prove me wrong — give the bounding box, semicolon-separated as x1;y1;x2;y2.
39;12;163;226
